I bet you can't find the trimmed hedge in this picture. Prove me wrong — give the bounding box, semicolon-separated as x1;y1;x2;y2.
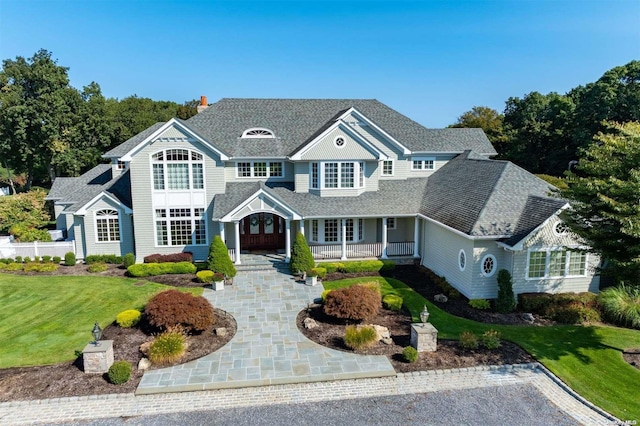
317;260;395;274
85;254;123;264
107;360;132;384
127;262;196;277
518;292;601;324
64;252;76;266
87;262;108;273
144;252;193;263
123;253;135;268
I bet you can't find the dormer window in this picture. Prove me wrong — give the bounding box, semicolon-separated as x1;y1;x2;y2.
241;128;275;138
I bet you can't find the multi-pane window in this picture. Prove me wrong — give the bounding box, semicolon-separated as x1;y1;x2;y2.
312;219;318;242
324;219;339;242
309;218;364;243
236;161;284;178
382;160;393;176
155;208;207;246
152;149;204;190
411;157;435;171
95;210;120;242
358;218;363;241
309;162;365;189
481;255;496;277
387;217;396;230
528;250;588;279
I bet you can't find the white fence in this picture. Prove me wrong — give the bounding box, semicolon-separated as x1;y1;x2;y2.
310;242;414;260
0;240;76;260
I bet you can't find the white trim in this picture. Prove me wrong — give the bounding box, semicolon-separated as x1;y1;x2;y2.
418;214;511;240
75;191;132;216
218;188;302;222
411;156;436;171
308;218;365;244
334;136;346;149
310;161;365;190
235;160;285;179
458;249;466;272
341;107;412;155
381;159;394;177
480;254;497;277
114;118;229;161
94;209;121;243
241;127;275;138
500;203;571;251
153;207;208;248
525;247;589;280
553;220;570;237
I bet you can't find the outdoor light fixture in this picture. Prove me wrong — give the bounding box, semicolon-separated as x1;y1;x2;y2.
91;321;102;346
420;305;430;326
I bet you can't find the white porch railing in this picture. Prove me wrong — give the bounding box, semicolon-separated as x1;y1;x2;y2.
228;248;235;260
0;240;77;259
310;241;414;260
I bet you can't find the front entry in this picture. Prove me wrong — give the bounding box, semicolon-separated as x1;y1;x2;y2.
240;213;286;251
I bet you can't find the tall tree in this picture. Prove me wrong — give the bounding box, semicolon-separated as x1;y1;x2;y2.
559;121;640;283
448;106;507;154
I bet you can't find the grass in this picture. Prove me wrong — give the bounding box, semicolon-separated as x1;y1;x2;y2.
0;274;202;368
325;277;640;421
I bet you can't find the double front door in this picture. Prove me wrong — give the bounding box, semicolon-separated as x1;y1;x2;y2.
240;213;285;251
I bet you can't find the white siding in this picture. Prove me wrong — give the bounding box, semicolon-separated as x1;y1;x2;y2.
83;197;134;257
468;241;511;299
300;127;378;161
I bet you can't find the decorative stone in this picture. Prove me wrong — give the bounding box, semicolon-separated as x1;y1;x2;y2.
410;323;438;352
82;340;114;374
434;293;448;303
365;324;391;342
303;318;318;329
522;313;535;323
139;340;152;355
381;337;393;345
138;358;151;371
305;275;318;286
213;280;224;291
215;327;227;337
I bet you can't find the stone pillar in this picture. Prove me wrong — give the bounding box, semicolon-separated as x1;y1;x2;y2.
413;216;420;258
410;323;438;352
234;221;241;265
381;217;388;259
82;340;114;374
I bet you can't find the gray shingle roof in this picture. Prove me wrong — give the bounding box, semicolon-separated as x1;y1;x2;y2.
46;165;132;213
103;122;165;158
500;196;567;247
186;99;497;158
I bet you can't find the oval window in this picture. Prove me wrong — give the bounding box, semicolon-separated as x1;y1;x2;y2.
458;249;466;271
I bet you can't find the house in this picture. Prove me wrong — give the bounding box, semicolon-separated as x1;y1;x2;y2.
46;97;600;299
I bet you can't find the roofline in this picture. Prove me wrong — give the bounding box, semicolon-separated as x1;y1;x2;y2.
417;213;511;240
498;202;571;250
342;107;411;155
75;191;133;216
217;187;302;221
302;214;418;220
106;118;230;161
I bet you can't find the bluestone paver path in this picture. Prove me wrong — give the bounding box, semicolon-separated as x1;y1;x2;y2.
136;265;396;394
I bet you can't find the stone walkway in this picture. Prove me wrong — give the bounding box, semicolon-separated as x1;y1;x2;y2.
136;265;396;394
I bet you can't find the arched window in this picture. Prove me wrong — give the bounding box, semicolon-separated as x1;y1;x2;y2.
95;209;120;242
241;128;275;138
152;149;204;190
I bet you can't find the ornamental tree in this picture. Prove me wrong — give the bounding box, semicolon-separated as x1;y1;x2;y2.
559;121;640;283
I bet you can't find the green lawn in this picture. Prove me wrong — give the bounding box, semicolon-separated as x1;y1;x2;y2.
0;274;202;368
324;277;640;421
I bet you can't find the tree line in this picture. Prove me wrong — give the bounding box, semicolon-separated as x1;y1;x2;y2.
450;60;640;177
0;49;199;189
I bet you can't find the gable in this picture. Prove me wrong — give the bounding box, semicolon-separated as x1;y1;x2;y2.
299;126;380;161
218;184;302;221
522;216;585;249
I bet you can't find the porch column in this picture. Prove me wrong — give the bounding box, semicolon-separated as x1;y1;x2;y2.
413;216;420;258
381;217;388;259
219;221;226;244
285;219;291;262
299;219;305;237
233;220;241;265
341;219;347;260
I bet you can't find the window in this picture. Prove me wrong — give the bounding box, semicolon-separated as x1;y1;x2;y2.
386;217;396;230
155;208;207;246
527;249;588;279
241;128;275;138
310;218;365;243
152;149;204;190
95;210;120;242
459;249;466;271
554;221;570;236
116;160;126;170
481;254;496;277
334;136;346;148
382;160;394;176
236;161;284;178
411;157;435;171
309;162;365;189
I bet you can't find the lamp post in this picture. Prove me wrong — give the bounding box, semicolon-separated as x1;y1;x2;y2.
91;321;102;346
420;305;430;326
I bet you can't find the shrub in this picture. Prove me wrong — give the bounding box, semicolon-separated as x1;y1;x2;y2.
33;256;40;263
519;293;554;312
403;346;419;363
5;262;23;271
116;309;142;328
495;269;516;313
321;289;332;302
469;299;491;310
52;256;61;264
123;252;135;268
316;260;396;274
480;329;501;349
87;262;108;273
290;232;315;275
421;269;461;299
127;261;197;277
144;289;215;332
196;270;215;283
23;256;31;263
519;292;600;324
64;252;76;266
343;325;378;351
323;284;381;322
23;262;58;272
208;235;236;278
310;267;326;279
85;254;123;264
8;225;52;242
143;252;193;263
598;285;640;329
459;331;479;350
382;294;403;311
15;256;22;263
107;361;132;384
42;255;51;263
148;329;186;365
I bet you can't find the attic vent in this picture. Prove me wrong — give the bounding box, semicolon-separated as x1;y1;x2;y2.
242;128;275;138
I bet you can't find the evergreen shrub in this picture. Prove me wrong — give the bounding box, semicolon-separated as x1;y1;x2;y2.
290;232;315;275
107;360;132;384
64;252;76;266
207;236;236;278
495;269;516;313
123;252;135;268
116;309;141;328
127;262;196;277
87;262;108;273
402;346;419;363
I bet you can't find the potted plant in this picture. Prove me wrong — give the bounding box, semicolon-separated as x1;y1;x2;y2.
305;269;318;286
213;272;225;291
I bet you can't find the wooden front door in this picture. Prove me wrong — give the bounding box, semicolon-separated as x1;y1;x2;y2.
240;213;285;251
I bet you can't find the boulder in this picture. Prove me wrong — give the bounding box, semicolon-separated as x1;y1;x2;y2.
358;324;390;343
215;327;227;337
434;293;448;303
138;358;151;371
303;318;319;329
522;313;535;323
139;340;153;356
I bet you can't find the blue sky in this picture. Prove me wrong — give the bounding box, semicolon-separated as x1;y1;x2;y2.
0;0;638;128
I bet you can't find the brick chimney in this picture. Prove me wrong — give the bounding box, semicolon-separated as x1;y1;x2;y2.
197;95;208;113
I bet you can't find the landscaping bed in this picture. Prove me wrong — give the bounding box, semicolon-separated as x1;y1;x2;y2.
0;308;236;402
